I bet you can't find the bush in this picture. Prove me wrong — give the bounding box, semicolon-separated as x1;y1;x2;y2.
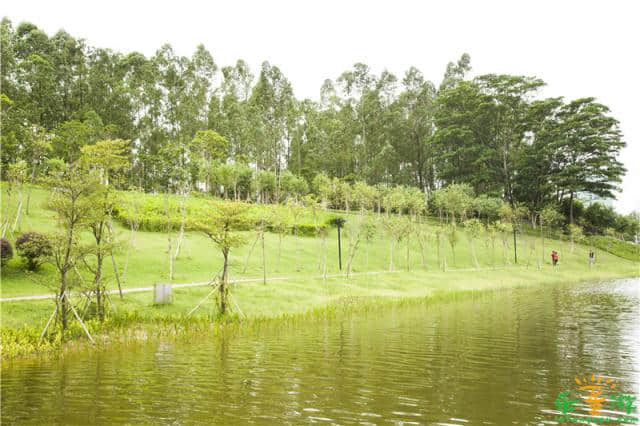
0;238;13;266
15;232;52;271
115;192;334;235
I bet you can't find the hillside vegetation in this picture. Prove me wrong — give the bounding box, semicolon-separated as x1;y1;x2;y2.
1;186;637;335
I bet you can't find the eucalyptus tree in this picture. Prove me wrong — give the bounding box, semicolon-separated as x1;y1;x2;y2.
336;64;399;182
438;53;472;92
250;61;295;177
190;129;229;192
11;22;62;129
210;60;256;161
393;67;437;191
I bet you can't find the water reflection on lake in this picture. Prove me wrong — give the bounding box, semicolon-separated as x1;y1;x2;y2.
2;278;639;424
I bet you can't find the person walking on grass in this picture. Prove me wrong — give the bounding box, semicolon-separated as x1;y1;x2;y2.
551;250;558;267
589;250;595;268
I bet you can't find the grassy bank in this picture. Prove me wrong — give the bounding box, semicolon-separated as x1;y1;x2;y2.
1;186;638;359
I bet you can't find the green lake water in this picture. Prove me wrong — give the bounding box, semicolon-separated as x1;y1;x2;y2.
2;278;639;424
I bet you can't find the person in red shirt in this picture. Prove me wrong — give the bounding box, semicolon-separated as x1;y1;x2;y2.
551;250;558;267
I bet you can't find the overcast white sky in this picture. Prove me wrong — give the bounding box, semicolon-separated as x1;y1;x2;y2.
4;0;638;213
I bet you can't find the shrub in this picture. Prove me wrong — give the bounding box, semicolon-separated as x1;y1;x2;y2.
0;238;13;266
15;232;52;271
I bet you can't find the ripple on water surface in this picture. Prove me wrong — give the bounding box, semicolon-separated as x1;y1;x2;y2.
2;278;639;424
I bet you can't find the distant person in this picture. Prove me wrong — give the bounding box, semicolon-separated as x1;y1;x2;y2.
551;250;558;267
589;250;595;268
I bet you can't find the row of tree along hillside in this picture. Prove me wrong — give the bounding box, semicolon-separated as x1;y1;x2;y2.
1;18;636;240
4;163;631;335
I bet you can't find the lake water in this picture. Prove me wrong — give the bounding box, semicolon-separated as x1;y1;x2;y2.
2;278;639;425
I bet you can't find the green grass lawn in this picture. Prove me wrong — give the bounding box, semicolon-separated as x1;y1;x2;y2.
1;185;638;332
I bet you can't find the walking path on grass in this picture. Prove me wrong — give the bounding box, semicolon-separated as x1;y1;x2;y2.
0;266;524;302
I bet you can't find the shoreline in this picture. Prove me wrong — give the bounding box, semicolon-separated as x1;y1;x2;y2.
2;265;638;363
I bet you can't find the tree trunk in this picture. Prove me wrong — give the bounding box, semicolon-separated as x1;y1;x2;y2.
261;231;266;285
95;252;104;321
470;239;479;269
174;195;187;259
25;167;36;216
278;233;283;272
417;238;426;269
168;233;174;281
569;191;574;224
512;228;518;264
107;221;124;299
243;234;259;273
220;251;229;314
346;237;360;277
436;234;441;270
451;244;456;266
406;237;410;271
11;197;23;233
540;225;545;269
60;272;69;331
2;187;12;237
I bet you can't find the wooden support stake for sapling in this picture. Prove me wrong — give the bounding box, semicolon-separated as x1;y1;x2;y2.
107;221;124;299
40;305;58;343
242;234;260;274
187;282;221;317
68;294;95;344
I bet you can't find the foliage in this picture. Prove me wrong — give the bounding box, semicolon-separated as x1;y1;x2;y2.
114;191;334;236
1;237;13;266
195;202;252;314
15;231;52;270
584;235;639;262
0;18;630;242
433;184;473;223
